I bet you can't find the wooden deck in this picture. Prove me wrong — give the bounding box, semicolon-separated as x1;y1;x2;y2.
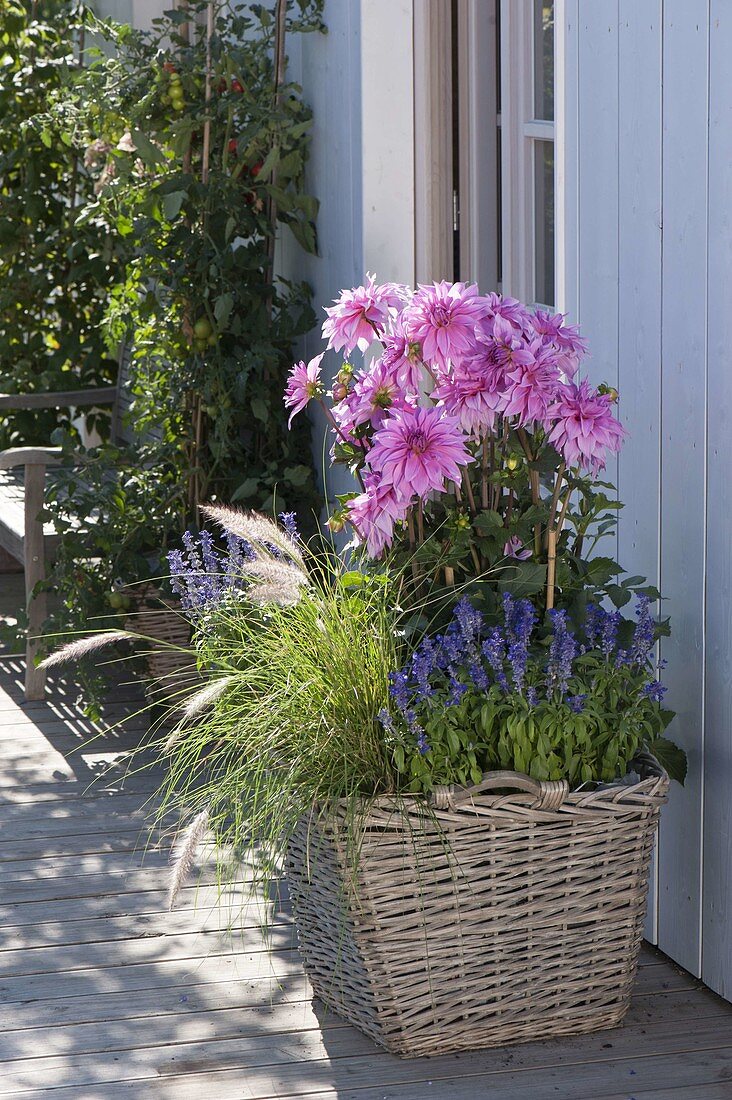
1;577;732;1099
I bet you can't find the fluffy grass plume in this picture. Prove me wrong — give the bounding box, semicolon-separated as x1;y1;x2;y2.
152;559;405;895
38;630;134;669
168;808;210;910
200;505;306;568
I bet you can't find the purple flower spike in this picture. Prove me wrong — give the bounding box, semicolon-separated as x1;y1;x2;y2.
546;608;577;696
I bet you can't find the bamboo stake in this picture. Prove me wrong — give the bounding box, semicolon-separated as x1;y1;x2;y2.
545;461;566;546
201;1;214;186
264;0;287;297
546;528;557;611
444;565;455;586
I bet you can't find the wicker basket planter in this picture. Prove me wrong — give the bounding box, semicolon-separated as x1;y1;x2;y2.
125;587;198;693
286;757;669;1058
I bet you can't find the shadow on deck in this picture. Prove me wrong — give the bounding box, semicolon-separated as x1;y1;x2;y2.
0;576;730;1098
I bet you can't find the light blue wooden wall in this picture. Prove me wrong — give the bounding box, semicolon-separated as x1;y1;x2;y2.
565;0;731;997
279;0;364;503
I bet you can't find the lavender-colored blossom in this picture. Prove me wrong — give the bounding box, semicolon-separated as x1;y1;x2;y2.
168;529;255;614
453;597;484;649
469;660;490;690
378;708;394;733
278;511;299;541
448;674;468;706
502;593;536;692
389;669;412;713
630;593;655;665
526;686;539;707
585;604;604;648
567;694;587;713
546;608;578;696
322;274;408;354
284;354;325;426
601;610;621;657
411;637;438;699
482;627;509;693
641;680;667;703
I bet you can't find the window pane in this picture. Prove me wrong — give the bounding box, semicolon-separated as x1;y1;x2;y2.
533;0;554;121
534;140;555;307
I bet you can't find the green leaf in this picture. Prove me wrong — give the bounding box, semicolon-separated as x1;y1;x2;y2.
231;477;260;501
161;190;186;220
647;737;688;785
251;397;269;422
496;560;547;598
284;464;312;486
214;293;234;327
130;129;165;167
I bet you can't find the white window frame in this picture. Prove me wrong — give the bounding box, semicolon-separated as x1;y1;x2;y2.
500;0;556;307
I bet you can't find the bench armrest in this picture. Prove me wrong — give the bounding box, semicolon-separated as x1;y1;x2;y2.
0;447;62;470
0;386;117;411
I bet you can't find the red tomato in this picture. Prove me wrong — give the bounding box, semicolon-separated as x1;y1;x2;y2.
231;78;244;93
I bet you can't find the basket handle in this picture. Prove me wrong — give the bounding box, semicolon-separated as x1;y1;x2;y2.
432;770;569;811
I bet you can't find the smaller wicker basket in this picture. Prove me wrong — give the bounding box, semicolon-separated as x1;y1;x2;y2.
286;756;669;1058
125;587;198;696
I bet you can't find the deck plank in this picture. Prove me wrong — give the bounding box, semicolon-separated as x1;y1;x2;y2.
0;610;730;1099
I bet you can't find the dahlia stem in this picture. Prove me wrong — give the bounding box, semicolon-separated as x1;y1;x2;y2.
517;424;541;552
462;468;478;516
407;508;420;582
417;498;424;544
318;400;366;490
481;436;489;510
556;485;573;538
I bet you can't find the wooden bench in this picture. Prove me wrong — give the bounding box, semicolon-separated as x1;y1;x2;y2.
0;359;132;700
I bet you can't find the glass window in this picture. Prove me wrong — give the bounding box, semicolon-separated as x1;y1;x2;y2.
533;0;554;122
534;140;555;307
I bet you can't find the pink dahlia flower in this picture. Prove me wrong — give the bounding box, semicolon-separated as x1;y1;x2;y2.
381;314;424;391
530;310;588;379
347;474;409;558
502;344;562;426
322;274;409;354
335;358;414;434
479;314;536;371
432;358;507;438
403;281;487;372
503;535;532;560
547;379;626;472
367;405;473;499
284;353;325;426
484;292;532;334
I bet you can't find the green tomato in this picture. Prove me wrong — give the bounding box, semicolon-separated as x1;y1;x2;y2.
161;93;171;106
193;317;213;339
193;338;207;354
107;592;124;609
207;333;217;346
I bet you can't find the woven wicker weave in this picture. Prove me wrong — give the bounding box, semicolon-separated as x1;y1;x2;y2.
125;588;198;694
286;757;669;1057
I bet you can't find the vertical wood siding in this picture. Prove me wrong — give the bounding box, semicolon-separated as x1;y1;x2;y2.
703;0;732;1000
566;0;732;994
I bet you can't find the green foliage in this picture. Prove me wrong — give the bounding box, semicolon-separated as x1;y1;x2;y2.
43;1;324;509
398;659;676;792
152;557;404;892
25;1;324;683
0;0;120;447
